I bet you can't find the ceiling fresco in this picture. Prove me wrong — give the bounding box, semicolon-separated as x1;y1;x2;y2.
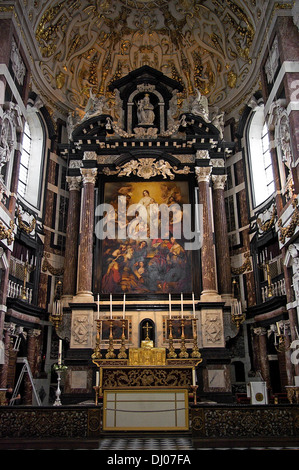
18;0;289;118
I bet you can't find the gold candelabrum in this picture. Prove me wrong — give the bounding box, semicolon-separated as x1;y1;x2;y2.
179;318;189;358
118;319;127;359
92;319;102;360
49;299;63;330
92;317;128;360
20;257;35;301
191;318;201;358
231;299;245;329
105;319;116;359
257;248;273;298
275;321;288;353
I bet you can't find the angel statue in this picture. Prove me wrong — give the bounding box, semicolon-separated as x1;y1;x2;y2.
66;110;80;141
190;89;210;122
82;88;109;122
211;109;225;140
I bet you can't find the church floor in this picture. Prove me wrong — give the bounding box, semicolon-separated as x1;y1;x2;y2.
1;434;299;451
98;435;194;450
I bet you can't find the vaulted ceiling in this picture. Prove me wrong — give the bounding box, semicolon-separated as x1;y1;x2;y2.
17;0;291;119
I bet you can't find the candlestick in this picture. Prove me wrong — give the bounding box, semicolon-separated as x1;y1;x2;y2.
118;319;127;359
53;370;62;406
105;319;115;359
276;322;281;335
192;292;195;318
167;319;177;358
169;293;171;319
58;339;62;365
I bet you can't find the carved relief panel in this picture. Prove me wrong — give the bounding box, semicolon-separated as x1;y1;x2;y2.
201;309;225;348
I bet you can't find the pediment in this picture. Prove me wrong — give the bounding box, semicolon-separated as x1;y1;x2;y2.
109;65;184;96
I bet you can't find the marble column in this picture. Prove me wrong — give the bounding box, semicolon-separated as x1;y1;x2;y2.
0;325;10;388
63;176;81;299
24;329;40;405
195;166;219;300
76;167;97;298
254;327;271;391
212;174;232;297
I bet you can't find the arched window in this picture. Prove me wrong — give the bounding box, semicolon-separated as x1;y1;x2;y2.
247;105;274;207
18;111;45;208
18;121;31;197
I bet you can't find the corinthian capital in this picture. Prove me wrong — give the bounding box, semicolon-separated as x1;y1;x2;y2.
212;174;227;190
195;166;212;184
80;168;97;185
66;175;82;191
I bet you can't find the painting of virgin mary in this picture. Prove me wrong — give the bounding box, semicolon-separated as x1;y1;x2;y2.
98;181;192;295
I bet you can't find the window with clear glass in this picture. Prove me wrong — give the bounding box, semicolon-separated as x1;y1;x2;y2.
17;113;45;208
18;121;31;197
247;106;274;207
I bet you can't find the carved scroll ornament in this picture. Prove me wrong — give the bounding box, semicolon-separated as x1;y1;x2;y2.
102;158;190;180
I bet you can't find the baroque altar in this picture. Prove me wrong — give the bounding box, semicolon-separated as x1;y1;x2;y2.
56;65;238;405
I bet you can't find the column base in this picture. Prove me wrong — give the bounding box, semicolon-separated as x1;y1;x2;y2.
200;290;222;302
73;292;95;303
61;295;75;306
221;293;234;304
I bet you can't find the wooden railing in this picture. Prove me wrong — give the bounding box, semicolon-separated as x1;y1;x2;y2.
0;406;101;447
191;404;299;448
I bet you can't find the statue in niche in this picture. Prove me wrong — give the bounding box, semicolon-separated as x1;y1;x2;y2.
136;94;155;125
190;89;210;122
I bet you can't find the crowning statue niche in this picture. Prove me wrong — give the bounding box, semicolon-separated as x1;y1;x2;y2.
136;94;155;126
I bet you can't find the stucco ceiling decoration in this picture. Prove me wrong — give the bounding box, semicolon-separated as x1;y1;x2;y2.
31;0;262;117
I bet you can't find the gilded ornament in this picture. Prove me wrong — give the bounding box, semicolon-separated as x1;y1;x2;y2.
231;251;252;275
33;0;258;112
42;252;64;276
0;219;14;245
56;72;65;89
227;70;237;88
16;207;36;234
102;158;190;180
256;206;276;232
278;199;299;244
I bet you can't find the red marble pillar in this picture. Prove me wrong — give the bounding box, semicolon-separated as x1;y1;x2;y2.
276;17;299;192
63;176;81;298
77;168;97;297
254;327;271;391
195;166;218;298
24;330;40;405
0;327;10;388
212;174;232;297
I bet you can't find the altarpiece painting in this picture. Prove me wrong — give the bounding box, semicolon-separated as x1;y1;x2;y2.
96;180;192;295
